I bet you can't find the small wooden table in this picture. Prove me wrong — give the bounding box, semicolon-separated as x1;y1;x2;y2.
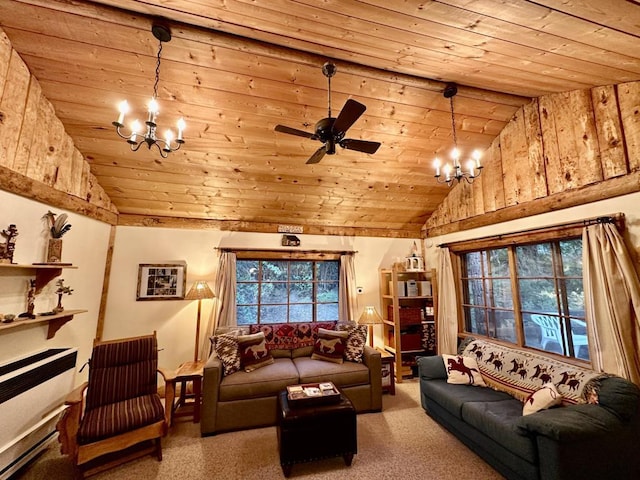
171;360;205;423
377;348;396;395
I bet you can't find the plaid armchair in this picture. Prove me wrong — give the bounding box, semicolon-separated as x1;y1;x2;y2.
57;333;175;478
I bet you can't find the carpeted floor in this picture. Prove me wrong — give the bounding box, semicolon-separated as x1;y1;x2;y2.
16;379;505;479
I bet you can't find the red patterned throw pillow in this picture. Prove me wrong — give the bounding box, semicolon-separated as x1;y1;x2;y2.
311;328;349;364
237;332;274;372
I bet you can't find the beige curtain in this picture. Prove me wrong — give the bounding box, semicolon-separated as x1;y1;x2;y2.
437;247;459;355
339;254;358;322
201;251;237;357
583;223;640;384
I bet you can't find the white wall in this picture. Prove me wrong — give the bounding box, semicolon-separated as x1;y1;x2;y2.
0;190;111;383
103;227;419;370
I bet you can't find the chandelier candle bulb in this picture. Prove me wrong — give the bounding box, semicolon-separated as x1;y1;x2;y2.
164;130;173;150
434;158;441;177
116;100;129;125
177;118;185;142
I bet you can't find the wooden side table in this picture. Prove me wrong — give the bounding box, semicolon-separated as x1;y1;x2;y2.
171;360;205;423
377;348;395;395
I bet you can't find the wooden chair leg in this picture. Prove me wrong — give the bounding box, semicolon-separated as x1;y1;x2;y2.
155;438;163;461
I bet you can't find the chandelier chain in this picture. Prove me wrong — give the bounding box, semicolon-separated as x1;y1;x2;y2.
153;40;162;100
449;95;457;149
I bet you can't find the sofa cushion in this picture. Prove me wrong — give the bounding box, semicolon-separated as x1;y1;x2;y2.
421;378;514;419
293;356;370;387
79;394;164;445
219;358;299;402
249;322;337;350
442;354;487;387
311;328;349;364
211;331;241;375
461;399;537;463
238;332;274;372
337;323;368;363
523;383;562;416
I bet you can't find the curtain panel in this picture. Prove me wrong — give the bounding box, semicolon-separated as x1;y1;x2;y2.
583;223;640;384
437;247;459;355
339;254;358;322
202;251;237;358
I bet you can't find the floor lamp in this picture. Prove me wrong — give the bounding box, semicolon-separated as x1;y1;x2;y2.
185;280;215;362
358;306;383;348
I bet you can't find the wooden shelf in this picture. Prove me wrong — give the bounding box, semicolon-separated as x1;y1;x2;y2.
0;309;87;339
380;265;438;383
0;263;78;294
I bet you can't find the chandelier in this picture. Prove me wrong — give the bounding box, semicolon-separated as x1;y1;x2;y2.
433;83;482;186
112;23;185;158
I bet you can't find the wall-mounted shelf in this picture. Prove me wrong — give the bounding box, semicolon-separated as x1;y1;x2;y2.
0;263;78;294
0;263;83;338
0;309;87;339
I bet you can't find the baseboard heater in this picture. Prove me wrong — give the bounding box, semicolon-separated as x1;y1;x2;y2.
0;347;77;479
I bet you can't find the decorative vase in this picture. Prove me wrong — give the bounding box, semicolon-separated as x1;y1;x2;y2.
47;238;63;263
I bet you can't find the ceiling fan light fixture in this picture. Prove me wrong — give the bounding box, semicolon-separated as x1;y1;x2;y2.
433;82;483;186
112;22;185;158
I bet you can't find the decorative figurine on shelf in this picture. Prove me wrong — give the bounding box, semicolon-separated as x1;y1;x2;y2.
54;279;73;313
405;241;425;271
18;279;36;319
43;211;71;263
0;224;18;264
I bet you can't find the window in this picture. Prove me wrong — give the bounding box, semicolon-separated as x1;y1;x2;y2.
236;259;340;325
460;237;588;361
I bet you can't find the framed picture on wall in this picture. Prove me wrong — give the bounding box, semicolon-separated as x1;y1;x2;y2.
136;262;187;301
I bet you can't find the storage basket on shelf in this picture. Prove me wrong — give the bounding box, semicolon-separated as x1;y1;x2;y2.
387;305;422;326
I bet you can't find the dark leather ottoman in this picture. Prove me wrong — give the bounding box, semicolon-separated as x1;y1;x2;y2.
277;390;357;477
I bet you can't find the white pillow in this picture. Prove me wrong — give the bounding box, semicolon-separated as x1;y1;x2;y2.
523;383;562;415
442;354;487;387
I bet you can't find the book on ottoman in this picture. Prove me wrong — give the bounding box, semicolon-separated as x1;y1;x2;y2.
286;382;341;407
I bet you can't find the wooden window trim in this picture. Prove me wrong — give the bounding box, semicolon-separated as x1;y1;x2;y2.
443;213;624;253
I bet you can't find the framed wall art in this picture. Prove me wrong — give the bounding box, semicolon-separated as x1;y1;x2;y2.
136;262;187;301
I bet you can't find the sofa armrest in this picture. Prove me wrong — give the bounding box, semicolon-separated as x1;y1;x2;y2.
200;353;223;435
362;346;382;411
417;355;446;380
518;403;640;479
516;403;625;441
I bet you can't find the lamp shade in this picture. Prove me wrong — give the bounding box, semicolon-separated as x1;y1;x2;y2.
184;280;215;300
358;306;383;325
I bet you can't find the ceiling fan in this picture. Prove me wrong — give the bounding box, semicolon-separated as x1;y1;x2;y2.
275;62;381;164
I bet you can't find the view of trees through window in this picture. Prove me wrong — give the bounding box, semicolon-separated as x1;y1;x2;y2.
236;259;340;324
461;238;588;360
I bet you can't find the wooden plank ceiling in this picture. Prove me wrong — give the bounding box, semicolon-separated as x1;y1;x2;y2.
1;0;639;237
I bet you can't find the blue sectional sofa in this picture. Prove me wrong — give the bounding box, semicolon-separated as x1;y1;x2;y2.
418;339;640;480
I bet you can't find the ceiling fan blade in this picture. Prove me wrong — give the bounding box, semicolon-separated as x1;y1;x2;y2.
331;99;366;135
275;125;314;139
340;138;381;154
306;146;327;164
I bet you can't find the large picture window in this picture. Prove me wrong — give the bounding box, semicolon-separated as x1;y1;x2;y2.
460;237;588;361
236;259;340;325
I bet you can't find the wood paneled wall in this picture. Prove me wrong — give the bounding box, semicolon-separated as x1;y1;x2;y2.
0;28;117;224
425;81;640;237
